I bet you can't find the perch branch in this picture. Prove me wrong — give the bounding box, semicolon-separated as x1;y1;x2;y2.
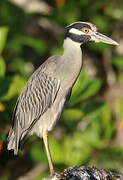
43;166;123;180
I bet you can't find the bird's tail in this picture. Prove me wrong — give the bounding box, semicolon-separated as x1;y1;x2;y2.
7;128;19;155
7;125;28;155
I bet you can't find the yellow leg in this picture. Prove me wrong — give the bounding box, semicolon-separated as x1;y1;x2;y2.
42;130;55;176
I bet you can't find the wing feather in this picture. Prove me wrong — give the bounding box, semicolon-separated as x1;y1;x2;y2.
7;56;61;154
14;72;60;131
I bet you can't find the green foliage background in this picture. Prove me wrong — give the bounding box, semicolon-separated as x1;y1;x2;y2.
0;0;123;179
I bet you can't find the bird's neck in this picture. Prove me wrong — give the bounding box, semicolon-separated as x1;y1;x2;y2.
63;38;82;57
60;38;83;88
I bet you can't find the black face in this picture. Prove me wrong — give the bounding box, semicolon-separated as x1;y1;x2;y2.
65;22;92;43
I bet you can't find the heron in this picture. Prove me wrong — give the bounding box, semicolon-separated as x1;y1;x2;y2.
7;22;118;176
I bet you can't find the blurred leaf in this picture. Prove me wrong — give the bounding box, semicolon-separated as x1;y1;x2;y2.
12;58;34;77
50;136;63;164
92;15;109;32
89;43;109;53
82;103;112;147
80;101;105;116
68;71;87;107
0;132;6;141
70;71;87;96
80;127;105;149
0;56;6;77
63;132;92;166
6;36;23;54
54;2;80;24
0;26;9;53
0;77;12;98
30;141;47;164
22;36;48;55
62;108;84;122
69;73;102;106
1;75;25;100
7;35;47;55
112;56;123;69
100;104;112;140
90;146;123;170
51;46;63;55
76;78;102;100
115;98;123;121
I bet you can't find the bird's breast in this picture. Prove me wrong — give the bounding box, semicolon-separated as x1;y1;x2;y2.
59;53;83;89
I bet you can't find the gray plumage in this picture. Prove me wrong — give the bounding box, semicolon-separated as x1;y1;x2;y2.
7;22;118;176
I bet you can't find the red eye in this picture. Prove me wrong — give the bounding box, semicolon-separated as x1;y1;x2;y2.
82;28;89;33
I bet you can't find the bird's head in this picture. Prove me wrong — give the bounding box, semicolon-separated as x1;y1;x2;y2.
65;22;119;45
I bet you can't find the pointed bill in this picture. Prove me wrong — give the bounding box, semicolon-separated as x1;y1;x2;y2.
91;32;119;45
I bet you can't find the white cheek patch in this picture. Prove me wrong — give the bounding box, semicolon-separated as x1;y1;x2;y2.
69;28;85;35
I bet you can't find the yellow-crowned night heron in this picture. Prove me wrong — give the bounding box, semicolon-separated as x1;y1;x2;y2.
7;22;118;176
